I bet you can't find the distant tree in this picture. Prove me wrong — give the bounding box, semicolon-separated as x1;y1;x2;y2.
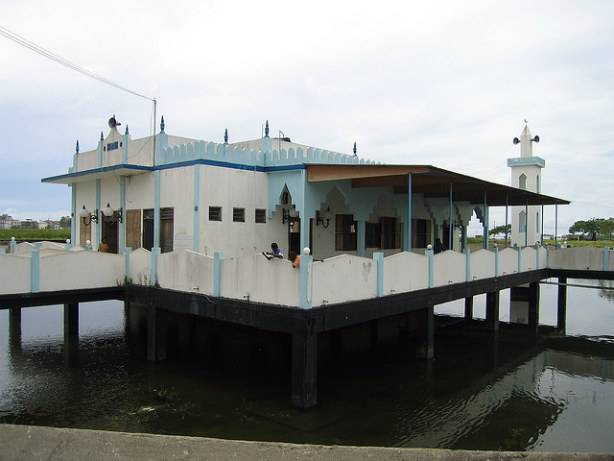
59;216;71;229
569;218;601;241
489;224;511;237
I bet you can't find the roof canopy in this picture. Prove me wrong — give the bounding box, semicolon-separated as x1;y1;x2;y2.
307;164;569;206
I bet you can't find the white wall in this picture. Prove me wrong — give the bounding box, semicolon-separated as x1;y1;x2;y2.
433;250;466;286
220;253;299;306
499;248;518;275
128;248;151;285
0;255;30;294
383;252;428;295
521;247;537;271
311;255;377;306
470;249;495;280
39;252;124;291
548;247;604;271
158;250;213;294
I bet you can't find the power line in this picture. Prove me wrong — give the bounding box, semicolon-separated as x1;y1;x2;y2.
0;24;154;102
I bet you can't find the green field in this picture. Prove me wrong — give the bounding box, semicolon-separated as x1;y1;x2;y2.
0;228;70;241
468;237;613;249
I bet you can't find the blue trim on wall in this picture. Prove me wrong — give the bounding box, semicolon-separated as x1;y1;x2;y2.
373;252;384;297
299;254;313;309
70;184;77;247
119;177;126;253
42;160;306;184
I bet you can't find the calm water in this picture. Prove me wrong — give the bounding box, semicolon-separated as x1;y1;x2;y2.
1;278;613;452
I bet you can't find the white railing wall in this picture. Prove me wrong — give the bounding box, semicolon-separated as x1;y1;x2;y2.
0;244;611;308
158;250;213;294
39;252;124;292
311;255;378;305
383;252;428;295
219;253;299;306
0;255;30;295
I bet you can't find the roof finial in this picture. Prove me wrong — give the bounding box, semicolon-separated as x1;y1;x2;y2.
353;141;357;157
100;131;104;142
265;120;270;137
125;124;129;135
224;128;229;144
75;140;79;154
160;116;165;132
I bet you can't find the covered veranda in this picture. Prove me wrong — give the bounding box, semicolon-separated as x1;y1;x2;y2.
278;164;569;260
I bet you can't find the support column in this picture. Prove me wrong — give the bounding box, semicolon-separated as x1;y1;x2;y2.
486;291;500;335
483;192;489;249
557;276;567;333
370;319;379;350
291;331;318;408
64;303;79;366
153;170;161;249
9;307;22;354
464;297;473;321
356;220;366;256
95;179;101;250
448;183;453;251
147;305;168;362
416;304;434;360
528;281;540;338
119;176;126;253
554;204;558;246
70;184;77;247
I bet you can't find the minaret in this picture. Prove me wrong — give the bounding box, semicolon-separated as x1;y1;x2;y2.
507;122;545;246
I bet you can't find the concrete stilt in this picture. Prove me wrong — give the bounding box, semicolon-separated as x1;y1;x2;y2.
416;305;434;360
557;276;567;333
9;307;22;354
369;319;379;350
510;285;530;324
464;297;473;321
485;291;500;335
291;331;318;408
528;282;540;338
63;303;79;366
147;306;168;362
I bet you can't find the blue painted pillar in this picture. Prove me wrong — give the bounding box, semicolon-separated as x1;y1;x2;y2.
535;243;540;269
193;166;201;252
356;221;366;256
299;254;313;309
9;237;16;254
31;247;40;293
213;251;223;296
426;245;434;288
406;173;413;251
517;246;522;273
373;252;384;297
119;177;126;253
494;245;499;277
524;202;529;247
70;183;77;248
154;170;161;249
299;170;309;252
465;246;471;281
95;179;101;250
150;247;160;286
123;247;131;282
122;129;129;163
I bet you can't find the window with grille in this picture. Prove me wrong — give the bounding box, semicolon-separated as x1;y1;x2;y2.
233;208;245;222
209;206;222;221
380;217;400;249
335;214;357;251
365;222;381;248
255;208;266;224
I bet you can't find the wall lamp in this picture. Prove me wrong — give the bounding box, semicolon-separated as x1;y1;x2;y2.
79;205;99;225
282;207;298;224
101;203;123;223
316;207;331;229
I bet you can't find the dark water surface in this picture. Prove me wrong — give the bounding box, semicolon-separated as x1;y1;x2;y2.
1;278;613;452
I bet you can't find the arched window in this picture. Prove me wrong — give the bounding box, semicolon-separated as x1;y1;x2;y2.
519;210;526;233
519;174;527;190
536;175;540;193
536;211;540;232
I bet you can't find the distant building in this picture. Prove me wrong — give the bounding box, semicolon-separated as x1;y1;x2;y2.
39;220;61;230
20;219;39;229
0;214;20;229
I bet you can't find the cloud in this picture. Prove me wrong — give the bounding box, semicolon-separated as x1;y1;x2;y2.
1;0;613;232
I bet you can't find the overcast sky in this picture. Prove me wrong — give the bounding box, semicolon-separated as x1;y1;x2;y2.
1;0;613;235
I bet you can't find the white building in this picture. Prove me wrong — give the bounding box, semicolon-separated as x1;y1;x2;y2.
507;123;545;246
43;116;560;260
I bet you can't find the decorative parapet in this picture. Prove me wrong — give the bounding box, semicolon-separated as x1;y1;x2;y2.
507;156;545;168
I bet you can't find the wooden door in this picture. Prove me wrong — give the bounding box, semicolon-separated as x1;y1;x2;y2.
102;213;119;253
80;217;91;247
126;209;141;250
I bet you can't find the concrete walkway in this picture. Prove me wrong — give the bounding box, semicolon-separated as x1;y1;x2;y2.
0;424;612;461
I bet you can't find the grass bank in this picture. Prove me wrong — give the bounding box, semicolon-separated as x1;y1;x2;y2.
0;228;70;241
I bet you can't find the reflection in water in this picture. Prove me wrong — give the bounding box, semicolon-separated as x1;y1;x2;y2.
599;279;614;302
0;284;614;452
